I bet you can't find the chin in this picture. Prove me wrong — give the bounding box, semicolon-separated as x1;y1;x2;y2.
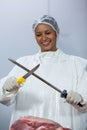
41;47;53;52
41;48;57;52
41;49;51;52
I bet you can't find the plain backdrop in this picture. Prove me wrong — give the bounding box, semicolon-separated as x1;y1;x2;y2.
0;0;87;130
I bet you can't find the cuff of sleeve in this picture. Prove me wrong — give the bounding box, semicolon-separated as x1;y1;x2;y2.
73;102;87;113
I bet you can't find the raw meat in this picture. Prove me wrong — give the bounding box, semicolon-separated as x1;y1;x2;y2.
10;116;71;130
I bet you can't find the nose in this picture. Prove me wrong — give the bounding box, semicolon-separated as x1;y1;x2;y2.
41;34;47;41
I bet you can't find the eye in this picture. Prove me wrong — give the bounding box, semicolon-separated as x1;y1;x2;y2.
45;31;51;35
35;33;41;37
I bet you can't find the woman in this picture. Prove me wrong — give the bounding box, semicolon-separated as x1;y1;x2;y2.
0;15;87;130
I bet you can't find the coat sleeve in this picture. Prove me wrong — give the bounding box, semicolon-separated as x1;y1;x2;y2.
73;56;87;112
0;56;32;106
0;57;24;106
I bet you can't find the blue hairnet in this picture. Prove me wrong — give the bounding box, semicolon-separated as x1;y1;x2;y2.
32;15;59;34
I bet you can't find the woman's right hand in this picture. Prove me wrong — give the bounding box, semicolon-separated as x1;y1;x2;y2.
3;76;21;94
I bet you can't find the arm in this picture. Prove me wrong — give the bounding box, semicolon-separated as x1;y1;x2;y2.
66;56;87;112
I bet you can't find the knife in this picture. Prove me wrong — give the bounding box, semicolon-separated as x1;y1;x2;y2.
17;64;40;85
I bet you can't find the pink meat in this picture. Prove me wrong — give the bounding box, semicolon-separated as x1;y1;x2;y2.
10;116;71;130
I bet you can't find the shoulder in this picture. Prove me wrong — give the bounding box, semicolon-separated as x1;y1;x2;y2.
60;49;87;64
59;50;87;71
70;55;87;67
16;53;38;64
68;54;87;74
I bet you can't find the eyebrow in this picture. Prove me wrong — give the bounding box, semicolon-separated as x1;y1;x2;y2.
35;29;53;33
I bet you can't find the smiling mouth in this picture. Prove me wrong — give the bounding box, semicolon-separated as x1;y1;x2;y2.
41;41;51;46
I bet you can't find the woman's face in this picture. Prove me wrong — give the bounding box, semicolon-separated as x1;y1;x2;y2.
35;23;57;52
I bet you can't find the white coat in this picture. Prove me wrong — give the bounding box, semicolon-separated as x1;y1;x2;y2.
0;49;87;130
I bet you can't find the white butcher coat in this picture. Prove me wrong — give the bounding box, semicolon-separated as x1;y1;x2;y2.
0;49;87;130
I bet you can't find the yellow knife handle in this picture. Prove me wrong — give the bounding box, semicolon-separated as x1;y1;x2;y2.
17;77;26;84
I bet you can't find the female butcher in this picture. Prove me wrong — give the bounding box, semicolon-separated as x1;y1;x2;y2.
0;15;87;130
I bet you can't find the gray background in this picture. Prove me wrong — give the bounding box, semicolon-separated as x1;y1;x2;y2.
0;0;87;130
